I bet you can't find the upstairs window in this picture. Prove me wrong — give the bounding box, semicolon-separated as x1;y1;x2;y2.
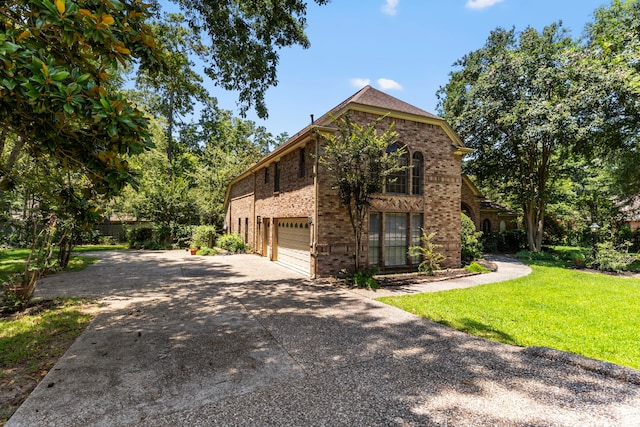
299;147;306;178
412;152;423;195
385;143;408;194
274;161;280;192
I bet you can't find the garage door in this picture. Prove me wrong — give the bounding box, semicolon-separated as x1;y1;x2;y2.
276;218;310;275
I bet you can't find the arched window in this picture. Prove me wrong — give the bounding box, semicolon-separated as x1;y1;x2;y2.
386;143;408;194
412;152;423;195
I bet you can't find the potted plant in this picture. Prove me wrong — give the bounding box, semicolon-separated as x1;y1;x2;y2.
571;251;586;268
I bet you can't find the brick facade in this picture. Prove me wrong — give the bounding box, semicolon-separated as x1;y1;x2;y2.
224;86;471;277
460;176;519;233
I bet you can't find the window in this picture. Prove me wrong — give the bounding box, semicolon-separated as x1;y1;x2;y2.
412;152;423;195
274;161;280;192
238;218;241;235
386;144;408;194
264;166;269;183
410;214;423;265
369;213;381;266
299;147;306;178
245;218;249;243
384;213;408;266
482;219;491;234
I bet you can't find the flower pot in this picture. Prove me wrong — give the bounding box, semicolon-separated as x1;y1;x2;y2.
190;249;197;255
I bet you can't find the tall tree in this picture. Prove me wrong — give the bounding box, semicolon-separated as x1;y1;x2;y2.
174;0;329;118
586;0;640;201
438;23;609;251
319;114;405;271
135;12;209;180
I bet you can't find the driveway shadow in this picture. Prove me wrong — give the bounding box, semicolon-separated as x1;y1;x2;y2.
9;251;640;426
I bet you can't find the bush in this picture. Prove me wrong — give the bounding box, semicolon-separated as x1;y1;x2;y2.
461;213;483;262
216;233;248;253
191;225;217;249
196;247;218;256
592;241;638;273
352;270;379;289
465;262;490;274
482;229;527;253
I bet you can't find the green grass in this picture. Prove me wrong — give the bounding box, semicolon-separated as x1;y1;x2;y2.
0;245;125;282
0;298;97;423
378;263;640;369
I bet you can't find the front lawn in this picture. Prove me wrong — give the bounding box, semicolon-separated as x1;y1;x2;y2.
0;245;125;282
378;263;640;369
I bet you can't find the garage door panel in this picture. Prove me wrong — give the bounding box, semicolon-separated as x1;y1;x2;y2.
277;219;310;274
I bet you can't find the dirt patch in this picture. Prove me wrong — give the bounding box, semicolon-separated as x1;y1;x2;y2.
375;268;477;287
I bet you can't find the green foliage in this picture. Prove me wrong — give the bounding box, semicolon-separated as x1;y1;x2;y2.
408;230;446;276
461;213;482;262
482;230;528;254
216;233;247;253
438;21;631;252
464;262;490;274
0;0;162;195
349;270;380;290
593;241;638;273
191;225;217;249
378;264;640;369
196;247;218;256
174;0;329;119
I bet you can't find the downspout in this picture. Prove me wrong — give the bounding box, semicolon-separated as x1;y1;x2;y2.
312;131;320;279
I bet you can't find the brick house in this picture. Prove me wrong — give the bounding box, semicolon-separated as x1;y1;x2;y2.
461;175;519;234
224;85;472;277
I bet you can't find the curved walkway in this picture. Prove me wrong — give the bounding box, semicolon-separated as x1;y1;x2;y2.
349;255;532;299
7;251;640;426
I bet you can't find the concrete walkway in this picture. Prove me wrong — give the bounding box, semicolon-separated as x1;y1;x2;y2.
7;251;640;426
349;255;532;299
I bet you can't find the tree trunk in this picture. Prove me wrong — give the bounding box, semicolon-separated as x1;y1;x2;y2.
524;200;545;251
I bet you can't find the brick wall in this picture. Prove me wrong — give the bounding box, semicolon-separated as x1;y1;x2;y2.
225;110;465;277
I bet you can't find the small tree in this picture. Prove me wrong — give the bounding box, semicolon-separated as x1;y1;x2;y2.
408;230;446;275
319;114;407;271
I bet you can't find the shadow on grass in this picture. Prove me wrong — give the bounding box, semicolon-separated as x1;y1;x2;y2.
438;317;518;346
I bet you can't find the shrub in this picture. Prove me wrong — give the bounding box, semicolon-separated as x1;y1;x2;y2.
465;262;490;274
592;241;638;273
216;233;248;253
482;229;527;253
461;213;483;262
343;269;379;289
408;230;446;276
191;225;217;249
196;247;219;256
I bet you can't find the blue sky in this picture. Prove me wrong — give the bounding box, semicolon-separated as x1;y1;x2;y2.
178;0;610;138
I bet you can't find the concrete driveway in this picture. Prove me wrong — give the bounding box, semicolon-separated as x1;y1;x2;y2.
7;251;640;426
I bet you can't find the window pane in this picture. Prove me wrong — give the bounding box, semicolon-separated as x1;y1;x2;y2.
369;213;381;266
412;152;423;195
385;213;408;266
411;214;423;264
386;152;408;194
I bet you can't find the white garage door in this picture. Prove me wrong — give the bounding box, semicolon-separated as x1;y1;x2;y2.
276;218;310;275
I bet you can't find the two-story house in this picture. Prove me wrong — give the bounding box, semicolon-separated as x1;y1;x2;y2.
224;85;472;278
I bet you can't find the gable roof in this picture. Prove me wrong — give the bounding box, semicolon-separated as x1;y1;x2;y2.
314;85;440;126
223;86;471;211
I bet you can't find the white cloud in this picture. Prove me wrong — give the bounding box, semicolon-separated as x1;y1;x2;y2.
465;0;504;10
381;0;399;16
350;78;371;88
376;78;403;91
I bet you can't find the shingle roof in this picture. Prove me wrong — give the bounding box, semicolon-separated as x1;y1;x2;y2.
315;85;440;126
